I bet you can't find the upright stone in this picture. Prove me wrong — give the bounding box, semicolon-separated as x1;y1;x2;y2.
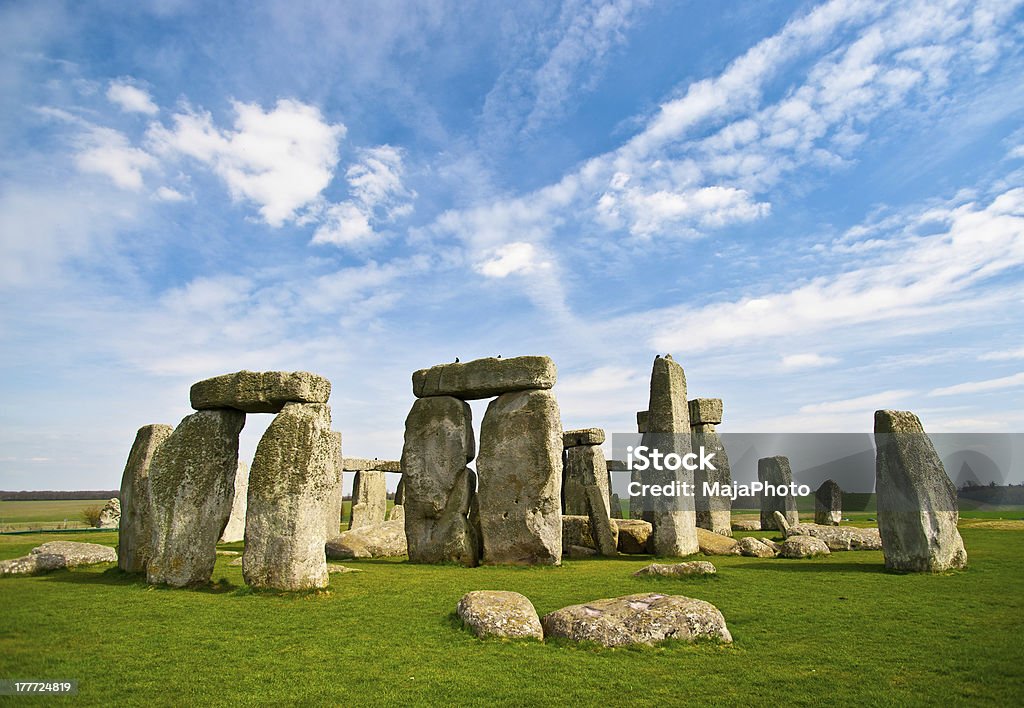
219;460;249;543
394;476;405;506
190;370;331;413
477;389;562;565
243;402;334;591
689;398;732;536
401;396;480;566
350;470;387;530
644;355;698;557
758;456;800;531
118;424;173;573
325;432;343;539
814;478;843;526
147;409;245;587
875;410;967;572
564;442;610;516
412;356;556;400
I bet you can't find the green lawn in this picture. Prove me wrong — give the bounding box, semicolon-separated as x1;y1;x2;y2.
1;525;1021;706
0;500;103;530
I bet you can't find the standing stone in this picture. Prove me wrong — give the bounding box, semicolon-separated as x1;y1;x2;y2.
636;411;648;434
644;355;698;557
477;389;562;565
325;432;343;539
689;398;732;536
814;478;843;526
564;442;610;517
758;456;799;531
98;498;120;528
875;410;967;572
394;476;405;506
610;493;623;519
118;424;173;573
243;402;334;591
350;470;388;530
562;441;616;556
219;460;249;543
401;396;480;566
147;409;245;587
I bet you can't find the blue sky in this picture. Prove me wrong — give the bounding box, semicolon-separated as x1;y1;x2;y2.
2;0;1023;491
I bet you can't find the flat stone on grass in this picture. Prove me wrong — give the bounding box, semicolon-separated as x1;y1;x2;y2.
456;590;543;640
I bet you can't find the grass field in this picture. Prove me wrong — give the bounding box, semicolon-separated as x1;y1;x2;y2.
1;522;1022;706
0;500;104;531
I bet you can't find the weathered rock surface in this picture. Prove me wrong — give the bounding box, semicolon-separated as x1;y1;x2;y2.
147;409;245;587
636;410;648;434
477;389;562;565
815;478;843;526
325;431;344;539
697;528;740;556
563;428;606;446
758;456;800;531
413;356;557;399
219;460;249;544
401;396;480;566
118;424;173;573
644;355;698;557
566;544;598;558
394;476;405;506
243;402;334;591
326;515;407;559
562;515;619;552
564;444;610;517
614;519;653;554
456;590;544;640
633;561;717;577
610;493;624;519
731;519;761;531
780;535;831;558
1;541;117;577
690;402;732;536
541;593;732;647
350;470;388;530
785;523;882;551
98;497;120;528
342;458;402;472
190;370;330;413
875;409;967;572
737;536;777;557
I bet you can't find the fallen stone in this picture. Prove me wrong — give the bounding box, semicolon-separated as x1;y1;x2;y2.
696;528;740;556
413;355;557;399
243;402;334;591
147;409;245;587
780;535;831;558
228;557;243;566
875;410;967;572
190;370;330;413
118;423;173;574
566;544;599;558
760;538;782;553
815;478;843;526
327;564;361;574
614;519;653;554
731;519;761;531
563;428;606;446
216;550;240;556
342;458;402;472
326;517;407;559
633;561;717;577
758;456;800;531
0;541;117;577
785;523;882;551
401;396;479;566
456;590;544;640
737;536;776;558
477;389;562;565
98;497;120;528
541;593;732;647
219;460;249;544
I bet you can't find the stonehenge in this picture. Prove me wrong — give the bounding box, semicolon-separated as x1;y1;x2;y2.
562;428;616;556
814;478;842;526
874;410;967;572
349;470;388;530
758;455;800;531
402;356;562;566
688;397;732;536
117;423;172;573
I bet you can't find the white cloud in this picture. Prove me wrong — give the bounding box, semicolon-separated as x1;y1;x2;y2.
476;241;549;278
147;99;345;226
929;372;1024;397
74;126;157;190
781;353;839;370
979;347;1024;361
800;389;914;414
154;186;187;202
312;145;414;246
106;80;158;115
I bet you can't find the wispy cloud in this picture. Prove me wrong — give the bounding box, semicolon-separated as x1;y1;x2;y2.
929;372;1024;397
106;79;158;115
800;389;914;414
781;353;839;370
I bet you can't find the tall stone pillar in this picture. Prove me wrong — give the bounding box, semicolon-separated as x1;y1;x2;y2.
118;423;174;573
758;456;800;531
814;478;842;526
689;398;732;536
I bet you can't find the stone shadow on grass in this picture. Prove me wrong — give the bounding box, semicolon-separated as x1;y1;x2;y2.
40;566;240;592
737;560;888;574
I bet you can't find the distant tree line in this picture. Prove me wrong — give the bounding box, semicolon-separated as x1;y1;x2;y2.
0;490;119;501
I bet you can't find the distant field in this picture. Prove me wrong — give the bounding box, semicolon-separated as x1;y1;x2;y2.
0;499;102;530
